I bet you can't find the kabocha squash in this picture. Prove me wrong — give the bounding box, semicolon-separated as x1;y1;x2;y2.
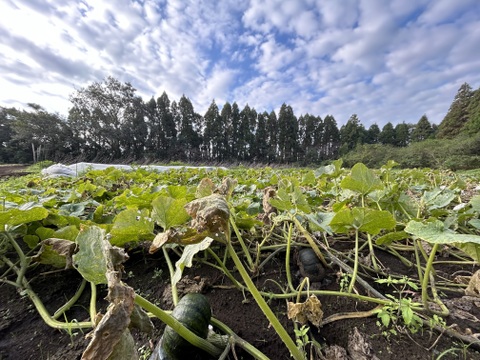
150;293;212;360
297;248;325;283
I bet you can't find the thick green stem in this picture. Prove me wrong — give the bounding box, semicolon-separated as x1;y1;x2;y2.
229;216;254;270
4;232;30;287
89;282;97;323
348;229;360;293
226;240;305;360
134;294;222;357
367;234;379;272
53;279;87;320
285;224;296;292
422;243;439;309
2;252;92;330
162;247;179;306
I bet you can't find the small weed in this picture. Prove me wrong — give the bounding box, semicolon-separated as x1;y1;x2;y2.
294;324;311;353
152;268;163;279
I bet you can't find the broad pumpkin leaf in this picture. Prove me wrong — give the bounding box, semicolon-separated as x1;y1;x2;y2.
375;231;409;245
422;188;455;211
53;225;79;241
306;212;334;235
331;208;395;235
340;163;384;196
0;207;49;229
110;208;154;246
73;226;108;284
405;219;480;245
151;196;190;230
469;195;480;212
405;219;480;262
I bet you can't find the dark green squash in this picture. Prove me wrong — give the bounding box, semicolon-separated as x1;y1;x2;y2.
297;248;325;282
151;293;212;360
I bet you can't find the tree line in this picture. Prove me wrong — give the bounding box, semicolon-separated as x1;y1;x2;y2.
1;77;479;168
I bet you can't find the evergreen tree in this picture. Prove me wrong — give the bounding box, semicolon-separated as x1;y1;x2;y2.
300;114;323;163
123;97;147;159
411;114;434;142
157;92;177;159
277;104;299;163
176;95;201;161
437;82;473;138
394;122;410;147
144;97;164;158
220;102;233;161
266;110;278;162
229;102;241;160
321;115;340;160
253;111;269;161
365;124;380;144
339;114;366;155
12;104;72;162
203;100;226;161
462;86;480;135
238;104;256;161
379;122;396;145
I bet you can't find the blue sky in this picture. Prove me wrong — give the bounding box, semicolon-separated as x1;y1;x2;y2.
0;0;479;128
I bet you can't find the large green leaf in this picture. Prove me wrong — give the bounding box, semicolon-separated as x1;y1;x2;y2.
469;195;480;212
151;196;190;230
109;208;154;246
340;163;384;196
330;208;395;235
405;219;480;244
422;188;455;211
73;226;108;284
0;207;49;229
269;182;311;213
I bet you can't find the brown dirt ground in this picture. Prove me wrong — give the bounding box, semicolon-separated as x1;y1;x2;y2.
0;165;30;178
1;166;480;360
2;243;480;360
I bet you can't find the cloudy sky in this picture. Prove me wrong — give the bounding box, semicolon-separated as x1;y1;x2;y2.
1;0;479;128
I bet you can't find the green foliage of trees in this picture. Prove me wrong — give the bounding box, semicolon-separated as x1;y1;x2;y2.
437;83;473;138
339;114;366;155
411;115;434;142
2;77;480;169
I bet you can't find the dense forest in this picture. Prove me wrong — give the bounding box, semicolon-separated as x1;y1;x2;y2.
1;78;479;169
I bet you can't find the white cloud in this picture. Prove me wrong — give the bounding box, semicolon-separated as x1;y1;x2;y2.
0;0;479;129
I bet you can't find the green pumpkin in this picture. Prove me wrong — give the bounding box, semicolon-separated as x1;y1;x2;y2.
297;248;325;282
152;293;212;360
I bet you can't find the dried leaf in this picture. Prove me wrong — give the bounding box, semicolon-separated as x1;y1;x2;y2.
79;226;136;360
31;238;76;269
196;178;216;198
466;270;480;297
287;295;323;327
184;194;230;235
215;177;237;198
347;327;380;360
149;227;211;253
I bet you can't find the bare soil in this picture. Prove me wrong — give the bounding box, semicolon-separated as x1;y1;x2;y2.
2;243;480;360
0;165;30;178
1;166;480;360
